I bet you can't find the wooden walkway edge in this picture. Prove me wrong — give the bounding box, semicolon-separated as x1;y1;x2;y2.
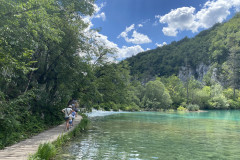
0;116;82;160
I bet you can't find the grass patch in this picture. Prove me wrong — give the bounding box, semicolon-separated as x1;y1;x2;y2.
28;113;89;160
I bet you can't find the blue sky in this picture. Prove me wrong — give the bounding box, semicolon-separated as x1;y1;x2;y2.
84;0;240;61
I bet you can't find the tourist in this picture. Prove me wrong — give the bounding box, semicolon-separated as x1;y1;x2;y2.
69;114;73;128
62;105;73;131
71;110;76;127
70;100;79;117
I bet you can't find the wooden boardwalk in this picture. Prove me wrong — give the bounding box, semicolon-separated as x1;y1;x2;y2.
0;116;82;160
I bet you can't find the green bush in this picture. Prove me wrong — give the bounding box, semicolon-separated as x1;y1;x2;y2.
208;95;229;109
112;105;119;111
167;109;175;112
119;104;127;111
177;106;187;111
180;102;187;108
186;104;200;111
93;104;101;110
0;89;65;149
30;142;56;160
123;103;140;111
99;102;117;111
29;113;89;160
228;99;240;109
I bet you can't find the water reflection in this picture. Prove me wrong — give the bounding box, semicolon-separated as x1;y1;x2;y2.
62;111;240;160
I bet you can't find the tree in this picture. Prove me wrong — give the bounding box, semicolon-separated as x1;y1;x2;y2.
161;75;186;108
226;34;240;99
208;83;229;109
142;78;172;109
95;61;131;104
191;86;211;109
210;13;240;95
0;0;99;148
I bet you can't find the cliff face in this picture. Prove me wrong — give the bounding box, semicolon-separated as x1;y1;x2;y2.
178;63;209;82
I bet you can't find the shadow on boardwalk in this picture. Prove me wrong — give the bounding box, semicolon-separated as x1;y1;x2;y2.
0;116;82;160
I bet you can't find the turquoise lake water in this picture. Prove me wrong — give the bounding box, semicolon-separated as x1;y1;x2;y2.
62;111;240;160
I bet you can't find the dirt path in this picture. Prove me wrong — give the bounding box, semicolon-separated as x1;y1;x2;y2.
0;116;82;160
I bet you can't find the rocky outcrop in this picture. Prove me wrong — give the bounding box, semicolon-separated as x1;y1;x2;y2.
178;63;209;82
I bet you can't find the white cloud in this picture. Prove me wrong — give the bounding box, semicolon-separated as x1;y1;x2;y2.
81;27;144;62
93;3;106;13
81;4;145;63
138;24;143;27
158;7;199;36
196;0;235;28
156;42;167;47
117;45;144;60
94;32;118;50
83;3;106;30
118;24;135;39
118;24;152;44
94;12;106;21
156;0;240;36
126;31;152;44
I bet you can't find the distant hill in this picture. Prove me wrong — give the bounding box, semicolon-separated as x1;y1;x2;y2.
125;13;240;83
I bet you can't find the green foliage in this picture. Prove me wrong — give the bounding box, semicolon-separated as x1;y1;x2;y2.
99;102;116;111
142;78;172;109
30;142;57;160
93;104;101;110
126;14;240;83
0;90;49;149
191;86;211;109
126;26;216;81
210;13;240;64
186;104;200;111
122;103;140;111
161;75;186;108
177;106;187;111
205;84;229;109
29;114;89;160
227;99;240;109
95;62;131;104
2;0;240;152
208;95;229;109
0;0;98;149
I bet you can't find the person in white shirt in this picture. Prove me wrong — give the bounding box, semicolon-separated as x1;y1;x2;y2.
62;105;73;131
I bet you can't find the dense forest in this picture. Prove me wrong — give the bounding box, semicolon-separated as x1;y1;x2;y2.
126;14;240;83
124;13;240;110
0;0;128;149
0;0;240;150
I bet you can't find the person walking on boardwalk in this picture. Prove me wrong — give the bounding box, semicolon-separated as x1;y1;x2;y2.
70;110;76;127
62;105;73;131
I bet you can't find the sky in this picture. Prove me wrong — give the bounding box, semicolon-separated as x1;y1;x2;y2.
84;0;240;61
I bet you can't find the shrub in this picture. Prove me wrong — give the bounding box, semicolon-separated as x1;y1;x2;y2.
180;102;187;108
208;95;229;109
128;103;140;111
227;99;239;109
93;104;101;110
112;105;119;111
186;104;200;111
177;106;187;111
29;143;56;160
99;102;116;111
30;113;89;160
167;109;175;112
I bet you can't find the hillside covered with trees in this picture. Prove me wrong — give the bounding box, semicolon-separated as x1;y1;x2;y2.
122;13;240;110
126;13;240;84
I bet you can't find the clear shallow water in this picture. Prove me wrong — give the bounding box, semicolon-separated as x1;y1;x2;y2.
62;111;240;160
